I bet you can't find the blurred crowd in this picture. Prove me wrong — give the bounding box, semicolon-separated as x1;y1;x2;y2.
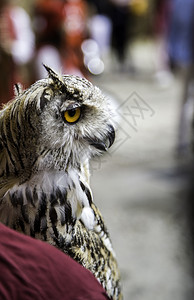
1;1;194;295
0;0;194;107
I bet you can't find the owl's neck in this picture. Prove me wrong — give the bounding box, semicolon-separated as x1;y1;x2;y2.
1;167;95;231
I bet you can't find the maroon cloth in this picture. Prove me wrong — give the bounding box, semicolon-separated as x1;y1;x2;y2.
0;223;110;300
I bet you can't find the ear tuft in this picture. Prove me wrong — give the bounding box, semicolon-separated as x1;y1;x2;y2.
43;64;66;93
43;64;58;80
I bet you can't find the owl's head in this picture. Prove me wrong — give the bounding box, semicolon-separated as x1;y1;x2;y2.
0;66;115;177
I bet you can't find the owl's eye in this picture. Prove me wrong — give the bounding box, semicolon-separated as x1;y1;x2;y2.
63;107;81;124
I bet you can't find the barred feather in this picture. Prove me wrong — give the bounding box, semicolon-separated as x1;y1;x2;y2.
0;66;122;300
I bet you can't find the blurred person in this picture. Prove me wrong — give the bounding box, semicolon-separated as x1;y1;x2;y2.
152;0;173;87
109;0;149;72
62;0;88;77
33;0;65;79
87;0;112;62
0;222;110;300
109;0;131;71
177;66;194;157
169;0;194;157
0;0;35;105
34;0;88;79
168;0;194;70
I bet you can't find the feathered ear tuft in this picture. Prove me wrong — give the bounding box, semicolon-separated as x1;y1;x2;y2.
43;64;66;93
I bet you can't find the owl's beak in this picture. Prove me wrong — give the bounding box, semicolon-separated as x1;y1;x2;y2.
106;124;115;149
87;124;115;152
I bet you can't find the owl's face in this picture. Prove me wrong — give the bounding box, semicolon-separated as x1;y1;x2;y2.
40;72;115;157
1;66;115;174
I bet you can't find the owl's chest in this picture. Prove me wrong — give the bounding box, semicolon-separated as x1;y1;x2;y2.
0;172;122;300
0;170;94;237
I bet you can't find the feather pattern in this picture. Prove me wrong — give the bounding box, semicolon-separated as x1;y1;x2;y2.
0;66;122;299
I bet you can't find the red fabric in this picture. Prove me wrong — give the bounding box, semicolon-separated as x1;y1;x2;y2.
0;223;110;300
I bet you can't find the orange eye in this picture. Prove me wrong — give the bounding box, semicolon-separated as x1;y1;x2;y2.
64;107;81;124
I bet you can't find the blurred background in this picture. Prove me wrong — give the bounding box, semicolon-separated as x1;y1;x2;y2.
1;0;194;299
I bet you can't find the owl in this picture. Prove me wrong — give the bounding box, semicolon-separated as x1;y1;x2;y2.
0;66;122;300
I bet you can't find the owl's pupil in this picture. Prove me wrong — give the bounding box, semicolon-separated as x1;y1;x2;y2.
68;109;76;117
